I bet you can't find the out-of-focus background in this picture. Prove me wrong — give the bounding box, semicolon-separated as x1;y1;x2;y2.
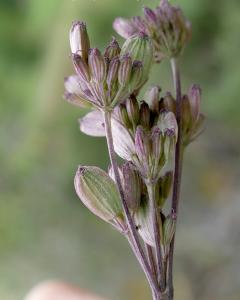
0;0;239;299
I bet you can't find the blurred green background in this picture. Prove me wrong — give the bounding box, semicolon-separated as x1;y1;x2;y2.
0;0;239;299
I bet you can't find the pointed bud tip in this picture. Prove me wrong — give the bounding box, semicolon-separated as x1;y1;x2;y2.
77;166;87;175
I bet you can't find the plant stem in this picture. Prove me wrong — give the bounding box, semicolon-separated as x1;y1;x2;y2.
103;110;159;295
168;58;184;300
147;183;166;292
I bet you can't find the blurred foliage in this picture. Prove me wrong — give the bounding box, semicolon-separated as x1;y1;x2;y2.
0;0;239;300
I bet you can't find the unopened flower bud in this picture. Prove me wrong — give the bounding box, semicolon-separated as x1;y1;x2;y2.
72;53;90;82
119;104;132;128
104;37;121;60
158;171;173;207
158;111;178;138
188;84;201;123
106;56;120;88
74;166;123;225
122;162;141;212
126;95;140;125
70;21;90;63
132;16;146;32
182;95;192;134
162;92;176;113
140;102;151;128
135;126;150;177
129;60;143;91
162;213;176;246
121;32;153;85
143;7;157;25
118;54;132;86
89;48;106;83
113;18;136;39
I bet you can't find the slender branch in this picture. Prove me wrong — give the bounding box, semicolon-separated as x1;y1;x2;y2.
146;244;157;282
168;58;184;300
147;183;166;292
103;110;159;295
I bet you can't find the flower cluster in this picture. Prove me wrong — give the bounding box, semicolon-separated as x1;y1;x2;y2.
113;0;191;62
65;21;153;110
64;1;204;298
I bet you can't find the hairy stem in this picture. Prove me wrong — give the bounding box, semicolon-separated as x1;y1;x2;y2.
168;58;184;299
147;183;166;292
103;110;159;295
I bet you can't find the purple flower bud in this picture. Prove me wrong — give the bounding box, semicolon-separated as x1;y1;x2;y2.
118;54;132;86
72;53;90;82
139;101;151;128
143;7;158;25
89;48;106;83
70;21;90;63
79;110;105;137
182;95;192;134
106;56;120;87
104;37;121;60
135;126;150;173
188;84;201;122
113;18;137;39
126;95;140;125
131;16;146;32
162;92;176;113
158;111;178;137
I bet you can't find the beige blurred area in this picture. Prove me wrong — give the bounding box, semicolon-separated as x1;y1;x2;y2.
0;0;239;300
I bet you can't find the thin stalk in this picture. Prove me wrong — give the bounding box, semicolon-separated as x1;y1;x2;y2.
146;244;157;282
103;110;159;295
147;183;166;292
168;58;184;299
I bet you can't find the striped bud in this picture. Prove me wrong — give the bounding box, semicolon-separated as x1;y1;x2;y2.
122;162;141;213
70;21;90;63
143;7;157;25
126;95;140;125
163;92;176;113
129;60;143;91
118;54;132;86
106;56;120;87
89;48;106;83
74;166;123;224
162;213;177;246
188;84;201;123
121;32;153;86
139;101;151;128
72;54;90;82
104;37;121;60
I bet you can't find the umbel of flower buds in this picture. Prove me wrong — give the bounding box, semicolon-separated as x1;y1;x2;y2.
74;166;124;229
65;22;154;110
113;0;191;62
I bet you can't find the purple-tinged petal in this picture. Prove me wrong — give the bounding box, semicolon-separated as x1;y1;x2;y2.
79;110;105;137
